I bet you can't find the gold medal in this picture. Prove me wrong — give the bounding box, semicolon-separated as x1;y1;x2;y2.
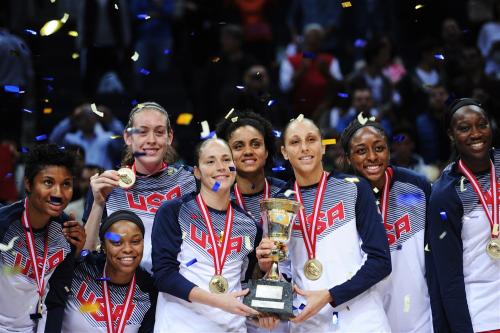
304;258;323;280
117;168;136;189
486;238;500;260
209;275;228;294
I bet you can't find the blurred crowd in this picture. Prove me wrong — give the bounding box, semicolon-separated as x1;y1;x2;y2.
0;0;499;210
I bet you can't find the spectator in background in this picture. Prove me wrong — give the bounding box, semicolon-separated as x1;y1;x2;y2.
390;125;440;182
415;83;451;166
49;103;124;170
65;164;103;222
77;0;131;97
441;18;465;85
203;24;257;124
130;0;175;92
0;141;18;204
477;0;500;60
317;85;392;137
280;23;343;117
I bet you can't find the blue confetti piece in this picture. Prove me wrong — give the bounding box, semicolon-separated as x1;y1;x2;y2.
396;244;402;250
272;165;285;172
47;85;54;92
303;51;316;59
236;85;245;90
185;258;197;267
4;85;20;93
136;14;149;19
439;211;447;221
337;92;349;98
42;77;55;81
272;130;282;138
292;305;297;310
4;173;13;179
49;196;62;204
58;146;66;150
392;134;406;142
397;193;422;206
104;232;121;242
139;68;150;75
35;134;48;141
163;49;170;55
299;303;306;310
131;99;138;106
24;29;37;35
80;249;90;257
21;147;29;153
354;39;367;48
332;312;339;325
434;54;445;60
212;181;221;192
126;127;141;134
23;108;33;114
133;151;146;157
228;166;236;172
200;130;216;139
96;277;111;281
267;99;275;107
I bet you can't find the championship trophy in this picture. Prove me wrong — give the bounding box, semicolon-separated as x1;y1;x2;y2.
243;198;301;320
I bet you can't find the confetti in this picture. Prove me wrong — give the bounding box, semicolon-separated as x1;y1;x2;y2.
337;92;349;99
439;211;447;221
424;244;430;252
357;113;368;125
344;177;360;183
272;165;285;172
23;108;33;113
4;85;20;93
396;244;402;250
397;193;423;205
133;151;147;157
439;231;447;239
137;14;151;20
64;286;70;293
373;187;379;193
35;134;48;141
114;3;119;10
71;53;79;59
104;232;121;242
49;196;62;204
460;176;466;192
91;103;103;117
80;302;100;313
4;172;13;179
354;39;367;48
236;85;245;90
267;99;276;107
80;249;90;257
434;54;445;60
21;147;29;153
182;231;186;239
43;107;53;114
224;108;235;119
284;189;295;197
185;258;197;267
126;127;141;135
332;312;339;325
403;295;411;313
139;68;150;75
60;13;69;24
392;134;405;142
229;166;236;172
3;265;21;275
68;30;78;37
299;303;306;310
212;181;221;192
296;114;304;122
163;49;170;55
24;29;37;35
231;117;238;123
0;236;18;252
415;4;424;9
211;57;221;63
40;20;63;36
322;139;336;145
245;236;252;250
176;113;193;125
200;121;211;139
96;277;111;281
272;130;282;138
341;1;352;8
131;51;139;61
303;51;316;59
110;135;122;139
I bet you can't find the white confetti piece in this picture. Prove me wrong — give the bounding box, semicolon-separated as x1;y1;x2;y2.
61;13;69;24
284;189;295;198
0;236;18;252
182;231;186;240
231;117;238;123
91;103;104;117
373;187;379;193
403;295;411;313
344;177;360;183
296;114;304;122
200;120;211;138
131;51;139;62
224;108;235;119
245;236;252;250
460;176;466;192
439;231;447;239
424;243;430;252
357;113;368;125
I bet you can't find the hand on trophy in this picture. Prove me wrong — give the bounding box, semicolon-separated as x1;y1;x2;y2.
213;288;260;317
251;314;281;330
256;237;288;273
290;285;333;324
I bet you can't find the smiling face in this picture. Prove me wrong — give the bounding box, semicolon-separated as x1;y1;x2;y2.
24;166;73;219
228;125;268;176
348;126;389;188
104;221;144;276
448;105;492;167
124;109;173;171
194;139;236;193
281;119;325;181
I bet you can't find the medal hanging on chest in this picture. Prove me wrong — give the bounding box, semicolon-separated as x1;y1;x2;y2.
294;172;328;280
234;178;270;224
196;194;234;293
458;160;500;260
21;199;49;322
102;265;136;333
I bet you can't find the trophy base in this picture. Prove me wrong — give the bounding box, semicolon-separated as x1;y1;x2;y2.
243;279;294;320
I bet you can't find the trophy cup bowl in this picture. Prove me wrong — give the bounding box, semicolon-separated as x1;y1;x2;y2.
243;198;301;320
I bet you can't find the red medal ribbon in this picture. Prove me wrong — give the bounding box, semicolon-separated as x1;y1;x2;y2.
458;160;499;238
234;178;270;224
196;194;234;275
294;172;328;260
102;266;136;333
21;198;49;298
379;167;394;226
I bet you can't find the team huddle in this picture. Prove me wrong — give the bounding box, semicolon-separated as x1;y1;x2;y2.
0;99;499;333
